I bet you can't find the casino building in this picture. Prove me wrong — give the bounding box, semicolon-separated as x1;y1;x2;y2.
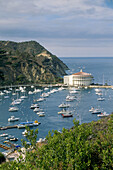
64;69;93;86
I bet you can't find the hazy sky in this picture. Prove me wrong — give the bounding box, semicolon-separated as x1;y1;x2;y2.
0;0;113;57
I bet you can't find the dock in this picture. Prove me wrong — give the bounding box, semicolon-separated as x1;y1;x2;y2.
0;123;41;131
0;144;10;150
0;125;17;130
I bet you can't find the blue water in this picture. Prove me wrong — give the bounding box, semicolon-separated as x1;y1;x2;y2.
0;57;113;152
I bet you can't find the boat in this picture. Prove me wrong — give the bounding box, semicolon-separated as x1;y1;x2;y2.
8;116;19;122
30;103;39;109
62;113;73;118
9;137;18;141
58;103;70;108
38;113;45;117
58;109;72;115
97;97;105;101
28;91;33;95
41;93;49;98
8;107;19;112
97;112;109;117
37;111;45;115
69;90;78;94
0;133;8;137
5;135;14;140
91;109;101;114
20;95;28;99
36;98;45;102
22;129;28;136
89;107;95;112
33;108;43;112
17;120;40;128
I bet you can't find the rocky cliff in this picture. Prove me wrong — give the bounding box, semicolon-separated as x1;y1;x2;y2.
0;41;68;85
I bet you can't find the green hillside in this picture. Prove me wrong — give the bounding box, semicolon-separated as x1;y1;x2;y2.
0;41;68;85
0;114;113;169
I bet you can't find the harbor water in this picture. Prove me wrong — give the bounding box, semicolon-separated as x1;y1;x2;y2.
0;57;113;152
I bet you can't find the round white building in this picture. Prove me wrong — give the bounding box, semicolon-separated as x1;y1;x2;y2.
64;69;93;86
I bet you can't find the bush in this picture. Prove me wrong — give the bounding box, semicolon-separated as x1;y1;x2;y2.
0;153;5;164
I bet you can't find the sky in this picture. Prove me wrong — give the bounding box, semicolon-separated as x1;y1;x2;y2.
0;0;113;57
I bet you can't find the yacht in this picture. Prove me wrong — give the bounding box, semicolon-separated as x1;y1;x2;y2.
97;97;105;101
38;113;45;117
58;103;70;108
37;111;45;115
91;109;101;114
62;113;73;118
58;109;72;115
8;116;19;122
8;106;19;112
97;112;109;117
89;107;95;112
0;133;8;137
30;103;39;109
17;120;40;128
22;129;28;136
33;108;43;112
36;98;45;102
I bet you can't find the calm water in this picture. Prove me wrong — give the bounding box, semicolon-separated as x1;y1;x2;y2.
0;57;113;152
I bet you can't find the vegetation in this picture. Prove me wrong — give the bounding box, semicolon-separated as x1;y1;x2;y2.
0;115;113;169
0;153;5;164
0;41;68;86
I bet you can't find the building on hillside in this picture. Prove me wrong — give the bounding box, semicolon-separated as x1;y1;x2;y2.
64;69;93;86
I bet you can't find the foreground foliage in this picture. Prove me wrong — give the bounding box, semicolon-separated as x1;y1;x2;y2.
0;115;113;169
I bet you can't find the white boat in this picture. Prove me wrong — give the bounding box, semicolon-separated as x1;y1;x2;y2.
69;90;78;94
62;112;73;118
8;116;19;122
30;103;39;109
22;129;28;136
97;97;105;101
8;107;19;112
97;112;109;117
58;103;70;108
58;109;72;115
38;113;45;117
37;111;45;115
28;91;33;94
41;93;49;98
20;95;28;99
92;109;101;114
95;89;102;92
66;97;75;102
33;108;43;112
89;107;95;112
0;133;8;137
36;98;45;102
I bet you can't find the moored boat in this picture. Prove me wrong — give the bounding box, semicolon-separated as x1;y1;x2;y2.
17;120;40;128
92;109;101;114
58;103;70;108
62;113;73;118
8;116;19;122
8;106;19;112
97;112;109;117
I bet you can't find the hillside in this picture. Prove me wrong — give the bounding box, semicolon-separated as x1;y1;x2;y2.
0;114;113;169
0;41;68;85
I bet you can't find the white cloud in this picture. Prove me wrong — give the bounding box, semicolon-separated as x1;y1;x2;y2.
0;0;113;57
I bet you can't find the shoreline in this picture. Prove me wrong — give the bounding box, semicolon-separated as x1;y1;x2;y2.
0;84;113;90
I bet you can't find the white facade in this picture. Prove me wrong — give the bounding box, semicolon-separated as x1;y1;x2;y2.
64;70;93;86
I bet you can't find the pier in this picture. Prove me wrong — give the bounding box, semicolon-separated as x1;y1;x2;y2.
0;125;17;130
0;144;10;150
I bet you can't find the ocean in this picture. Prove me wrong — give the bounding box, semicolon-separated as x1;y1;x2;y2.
0;57;113;152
